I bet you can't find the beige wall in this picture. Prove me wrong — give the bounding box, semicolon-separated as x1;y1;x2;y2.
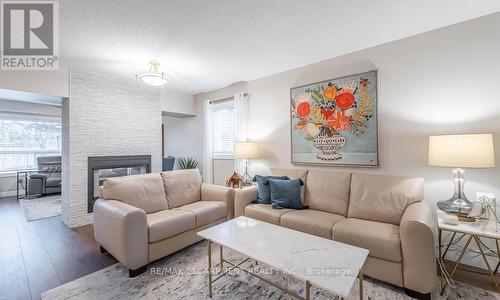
0;68;69;98
195;14;500;267
213;159;234;186
161;88;196;116
162;88;203;173
197;13;500;208
162;113;203;171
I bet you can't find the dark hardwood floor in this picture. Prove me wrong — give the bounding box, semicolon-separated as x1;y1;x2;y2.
0;196;116;300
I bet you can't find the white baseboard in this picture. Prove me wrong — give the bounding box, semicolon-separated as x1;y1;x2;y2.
0;190;17;198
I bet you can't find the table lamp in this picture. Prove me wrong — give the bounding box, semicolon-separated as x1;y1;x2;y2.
234;141;258;184
428;134;495;215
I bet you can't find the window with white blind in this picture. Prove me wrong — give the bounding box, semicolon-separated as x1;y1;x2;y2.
212;101;235;158
0;119;62;172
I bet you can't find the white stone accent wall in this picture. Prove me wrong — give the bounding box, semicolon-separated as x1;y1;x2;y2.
61;98;71;225
62;70;162;228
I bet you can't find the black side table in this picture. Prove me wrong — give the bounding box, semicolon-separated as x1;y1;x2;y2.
17;170;43;200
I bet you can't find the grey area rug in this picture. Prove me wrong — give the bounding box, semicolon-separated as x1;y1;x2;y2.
19;195;61;221
42;240;499;300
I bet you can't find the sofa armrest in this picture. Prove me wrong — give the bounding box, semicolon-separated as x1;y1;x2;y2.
234;186;258;218
400;201;436;294
201;183;235;219
93;199;148;270
29;174;48;180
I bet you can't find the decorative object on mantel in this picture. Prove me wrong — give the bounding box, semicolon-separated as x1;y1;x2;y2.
290;70;378;166
226;170;243;189
234;141;258;184
135;60;169;86
178;157;199;169
428;134;495;215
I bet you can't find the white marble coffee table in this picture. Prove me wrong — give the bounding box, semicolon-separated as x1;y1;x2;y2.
197;216;369;299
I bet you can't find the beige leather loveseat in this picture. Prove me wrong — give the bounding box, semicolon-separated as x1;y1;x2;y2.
235;168;435;299
94;169;234;277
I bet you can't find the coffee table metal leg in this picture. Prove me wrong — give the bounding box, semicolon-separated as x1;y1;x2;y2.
305;280;311;300
359;270;363;300
208;240;212;298
220;245;223;270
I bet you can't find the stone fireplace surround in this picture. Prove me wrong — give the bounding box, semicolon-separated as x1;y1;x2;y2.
62;69;162;228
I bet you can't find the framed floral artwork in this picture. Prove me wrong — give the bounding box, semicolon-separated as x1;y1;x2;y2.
290;70;378;166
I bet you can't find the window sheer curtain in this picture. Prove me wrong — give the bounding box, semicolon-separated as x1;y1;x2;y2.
203;92;248;184
203;99;214;183
233;92;249;173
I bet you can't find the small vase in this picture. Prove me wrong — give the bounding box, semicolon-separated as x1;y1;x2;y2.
314;126;346;160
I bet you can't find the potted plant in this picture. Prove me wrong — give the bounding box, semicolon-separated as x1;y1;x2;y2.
178;157;199;169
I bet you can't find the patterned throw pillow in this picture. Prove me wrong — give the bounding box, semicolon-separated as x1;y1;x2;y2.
268;178;304;209
253;175;289;204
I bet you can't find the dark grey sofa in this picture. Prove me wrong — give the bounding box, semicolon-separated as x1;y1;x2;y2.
28;156;62;196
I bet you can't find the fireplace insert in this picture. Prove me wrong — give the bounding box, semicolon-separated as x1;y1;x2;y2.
87;155;151;213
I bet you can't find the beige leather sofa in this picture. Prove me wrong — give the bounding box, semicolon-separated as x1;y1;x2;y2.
94;169;234;277
235;168;435;299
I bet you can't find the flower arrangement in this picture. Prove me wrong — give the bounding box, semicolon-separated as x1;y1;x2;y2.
292;77;374;139
291;73;376;162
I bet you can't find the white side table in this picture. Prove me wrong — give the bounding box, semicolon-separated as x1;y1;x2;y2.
437;209;500;294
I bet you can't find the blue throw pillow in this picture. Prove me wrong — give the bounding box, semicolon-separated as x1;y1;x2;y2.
268;178;304;209
253;175;289;204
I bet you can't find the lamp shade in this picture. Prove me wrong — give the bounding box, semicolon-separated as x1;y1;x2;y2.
234;142;259;159
428;134;495;168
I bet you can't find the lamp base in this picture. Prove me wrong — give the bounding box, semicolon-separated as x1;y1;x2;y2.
437;197;473;216
242;174;252;185
241;159;252;185
437;168;472;215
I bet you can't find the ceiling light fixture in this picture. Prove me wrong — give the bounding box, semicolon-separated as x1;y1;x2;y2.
135;60;169;87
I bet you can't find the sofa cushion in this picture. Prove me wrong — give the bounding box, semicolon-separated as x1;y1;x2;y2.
333;218;402;262
175;201;227;227
102;173;168;214
46;178;61;187
280;209;345;239
161;169;202;208
270;168;308;203
305;170;351;216
147;209;196;242
348;174;424;225
244;203;294;225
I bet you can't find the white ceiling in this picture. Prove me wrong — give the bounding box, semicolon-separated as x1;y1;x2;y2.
60;0;500;94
